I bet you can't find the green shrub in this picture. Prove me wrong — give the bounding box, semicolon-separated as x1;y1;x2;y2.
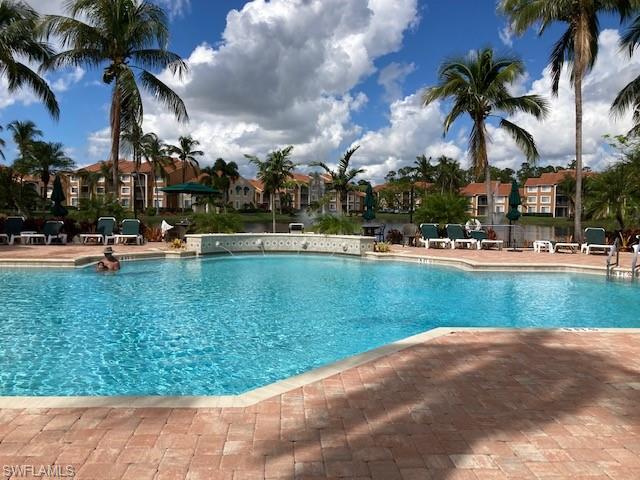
190;213;243;233
312;214;358;234
414;193;469;226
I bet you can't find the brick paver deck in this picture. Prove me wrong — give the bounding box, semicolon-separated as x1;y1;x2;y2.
1;331;640;479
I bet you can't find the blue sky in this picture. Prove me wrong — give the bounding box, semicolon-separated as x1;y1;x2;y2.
6;1;638;182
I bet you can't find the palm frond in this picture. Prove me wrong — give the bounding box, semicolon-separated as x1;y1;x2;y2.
139;70;188;123
499;118;540;162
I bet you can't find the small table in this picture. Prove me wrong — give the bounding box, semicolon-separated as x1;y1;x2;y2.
20;231;45;245
533;240;553;253
554;242;580;254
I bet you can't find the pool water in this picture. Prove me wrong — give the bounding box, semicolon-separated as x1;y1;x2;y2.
1;255;638;396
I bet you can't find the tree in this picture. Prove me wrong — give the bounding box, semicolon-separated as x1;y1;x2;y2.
43;0;189;191
413;154;435;194
245;146;296;233
432;156;467;194
501;0;633;241
414;192;470;226
310;146;364;216
169;135;203;183
585;164;637;230
141;132;170;214
0;1;59;118
30;141;75;200
210;158;240;213
7;120;41;163
121;122;145;217
612;14;640;136
77;168;102;201
423;48;548;225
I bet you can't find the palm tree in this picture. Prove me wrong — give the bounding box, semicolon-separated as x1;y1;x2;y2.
121;122;145;217
7;120;42;163
30;141;75;200
413;154;434;193
169;135;203;183
586;163;636;230
423;48;548;224
433;156;467;194
210;158;240;213
77;168;102;201
141;132;170;214
612;15;640;135
310;146;364;216
500;0;633;240
0;1;59;118
42;0;189;191
245;146;296;233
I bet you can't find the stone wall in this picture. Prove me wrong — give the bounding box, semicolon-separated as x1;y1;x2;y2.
185;233;375;256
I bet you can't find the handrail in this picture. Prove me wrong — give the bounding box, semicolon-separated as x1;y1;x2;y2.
606;237;620;280
632;245;639;282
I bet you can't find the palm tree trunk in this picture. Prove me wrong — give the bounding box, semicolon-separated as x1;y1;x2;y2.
485;163;493;226
336;190;342;216
271;193;276;233
574;73;584;243
110;85;122;196
152;167;159;215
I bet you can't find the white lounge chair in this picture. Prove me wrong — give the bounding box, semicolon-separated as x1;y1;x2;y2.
470;230;503;250
43;220;67;245
114;219;143;245
418;223;451;249
446;224;478;249
80;217;116;245
580;228;613;255
2;216;25;245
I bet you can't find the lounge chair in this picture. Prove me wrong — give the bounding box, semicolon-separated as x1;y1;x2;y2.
114;219;143;245
446;224;478;249
80;217;116;245
1;216;25;245
43;220;67;245
580;228;613;255
470;230;503;250
418;223;451;249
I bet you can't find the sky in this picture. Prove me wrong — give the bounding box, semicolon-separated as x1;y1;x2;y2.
4;0;639;183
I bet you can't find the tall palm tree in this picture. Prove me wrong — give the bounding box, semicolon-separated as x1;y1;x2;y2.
42;0;189;191
413;154;434;194
245;146;296;233
7;120;42;163
169;135;203;183
121;121;145;216
0;0;59;118
310;146;364;216
30;141;75;200
585;163;636;230
500;0;633;240
141;132;170;214
423;48;548;224
612;14;640;135
211;158;240;213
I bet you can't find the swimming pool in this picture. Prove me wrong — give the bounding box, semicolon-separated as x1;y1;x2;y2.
1;254;638;396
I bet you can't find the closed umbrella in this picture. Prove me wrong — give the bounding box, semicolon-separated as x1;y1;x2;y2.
160;182;219;212
506;179;521;250
362;183;375;221
50;175;68;218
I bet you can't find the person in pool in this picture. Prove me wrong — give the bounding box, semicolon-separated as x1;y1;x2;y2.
97;246;120;272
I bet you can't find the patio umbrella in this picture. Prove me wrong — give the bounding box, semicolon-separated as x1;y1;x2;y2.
160;182;219;212
506;179;521;250
50;175;68;217
362;183;375;221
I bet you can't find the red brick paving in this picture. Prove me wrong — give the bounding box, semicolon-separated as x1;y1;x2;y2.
1;331;640;479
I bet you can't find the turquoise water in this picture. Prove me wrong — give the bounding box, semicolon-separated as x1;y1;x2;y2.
0;254;638;396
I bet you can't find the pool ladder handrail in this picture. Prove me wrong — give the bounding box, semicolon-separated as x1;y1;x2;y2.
606;237;620;280
631;243;639;282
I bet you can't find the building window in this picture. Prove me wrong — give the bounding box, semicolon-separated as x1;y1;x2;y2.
495;205;505;213
540;186;552;192
155;175;164;182
71;197;78;207
81;185;89;193
183;198;191;208
235;186;241;194
70;187;78;194
69;175;78;182
526;196;537;204
121;198;130;207
154;199;163;208
121;187;130;195
540;206;551;213
120;175;130;182
540;196;551;204
244;187;250;196
96;186;105;194
495;196;506;203
98;176;105;183
526;186;537;193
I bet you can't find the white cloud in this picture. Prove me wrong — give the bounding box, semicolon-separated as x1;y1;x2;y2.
499;23;513;47
135;0;419;178
153;0;191;18
51;67;85;92
377;62;415;102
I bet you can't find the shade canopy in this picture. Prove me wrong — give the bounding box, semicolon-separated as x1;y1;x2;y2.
50;175;68;217
160;182;219;195
506;179;521;222
362;183;376;221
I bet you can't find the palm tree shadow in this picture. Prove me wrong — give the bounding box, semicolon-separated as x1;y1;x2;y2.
253;330;640;479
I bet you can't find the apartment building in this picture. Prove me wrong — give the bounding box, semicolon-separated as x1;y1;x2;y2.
523;170;574;217
461;182;515;218
65;159;196;210
374;181;432;210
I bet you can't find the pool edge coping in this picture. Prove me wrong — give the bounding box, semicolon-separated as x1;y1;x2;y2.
1;327;639;409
